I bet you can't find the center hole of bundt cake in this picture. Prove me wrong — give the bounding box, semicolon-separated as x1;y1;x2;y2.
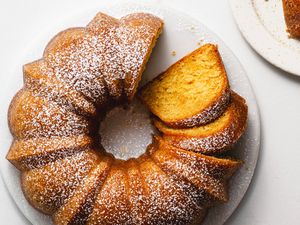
99;99;156;160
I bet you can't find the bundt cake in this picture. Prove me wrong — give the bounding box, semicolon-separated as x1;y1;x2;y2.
6;11;247;225
139;44;231;128
282;0;300;38
153;92;248;154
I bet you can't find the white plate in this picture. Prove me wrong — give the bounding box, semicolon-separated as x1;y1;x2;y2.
229;0;300;76
0;1;260;225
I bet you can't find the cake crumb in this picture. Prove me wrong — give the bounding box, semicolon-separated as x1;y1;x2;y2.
171;51;176;56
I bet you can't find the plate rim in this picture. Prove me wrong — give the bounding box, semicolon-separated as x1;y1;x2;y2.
229;0;300;77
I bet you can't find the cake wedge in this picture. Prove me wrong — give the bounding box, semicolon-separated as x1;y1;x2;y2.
139;44;230;128
154;92;248;154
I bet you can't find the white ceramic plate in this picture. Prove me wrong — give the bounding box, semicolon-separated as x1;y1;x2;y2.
229;0;300;76
0;1;260;225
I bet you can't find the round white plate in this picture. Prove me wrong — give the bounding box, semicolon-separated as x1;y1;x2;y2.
0;1;260;225
229;0;300;76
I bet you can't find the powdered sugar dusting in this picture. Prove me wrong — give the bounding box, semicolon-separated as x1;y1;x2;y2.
87;165;131;225
172;128;234;154
9;90;91;139
126;160;147;224
53;157;112;225
7;135;92;170
44;12;163;101
139;159;206;224
149;141;235;203
21;150;99;214
24;60;97;117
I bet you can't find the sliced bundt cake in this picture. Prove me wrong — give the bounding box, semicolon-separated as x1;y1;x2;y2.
139;44;231;128
154;92;248;154
6;10;246;225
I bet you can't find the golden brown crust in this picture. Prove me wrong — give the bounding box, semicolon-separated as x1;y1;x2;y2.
8;89;93;139
155;92;248;154
43;27;110;105
21;150;100;215
53;156;113;225
282;0;300;38
120;13;164;100
43;27;87;56
87;12;164;101
125;159;148;224
23;59;97;117
23;12;163;107
6;135;93;171
169;87;231;128
87;161;131;225
149;137;241;203
138;157;207;225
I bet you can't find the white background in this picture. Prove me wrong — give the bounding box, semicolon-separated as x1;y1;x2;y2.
0;0;299;225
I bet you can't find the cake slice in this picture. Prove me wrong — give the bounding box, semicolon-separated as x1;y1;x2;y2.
150;145;227;203
282;0;300;38
166;142;242;180
6;135;93;171
140;44;230;128
154;92;248;154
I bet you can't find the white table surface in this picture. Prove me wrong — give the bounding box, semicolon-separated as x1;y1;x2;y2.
0;0;299;225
